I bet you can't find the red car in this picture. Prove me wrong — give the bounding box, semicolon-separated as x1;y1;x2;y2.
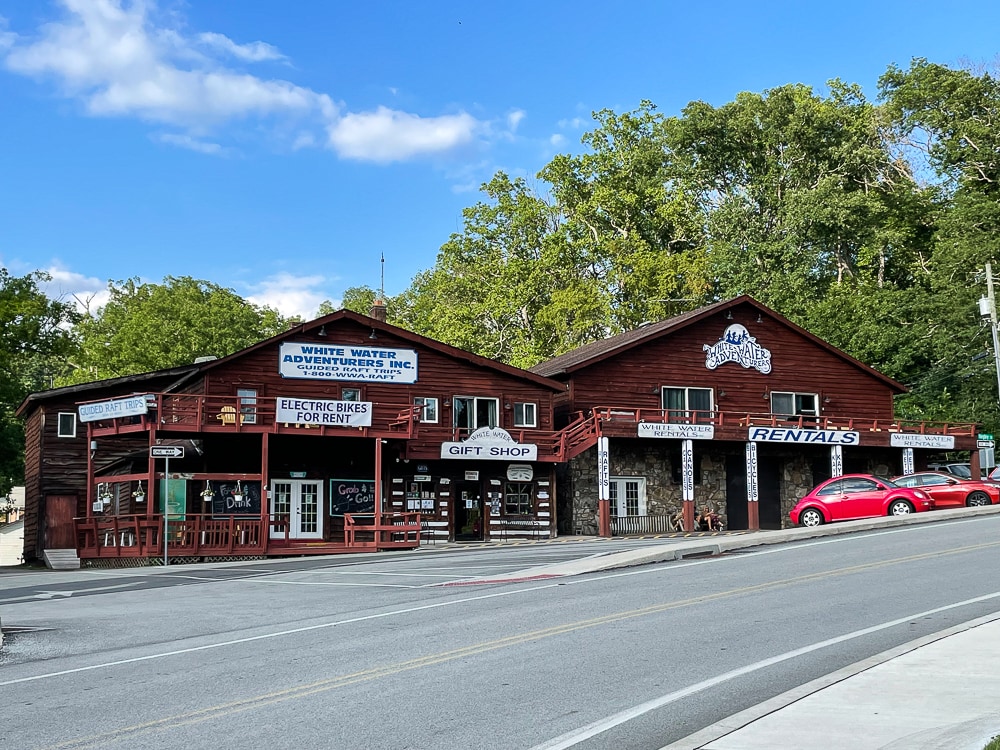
890;471;999;508
790;474;934;527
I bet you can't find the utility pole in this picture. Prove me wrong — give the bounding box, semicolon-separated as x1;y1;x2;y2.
982;262;1000;403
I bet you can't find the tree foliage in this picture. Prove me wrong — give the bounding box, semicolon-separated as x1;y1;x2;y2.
0;270;79;490
61;276;288;384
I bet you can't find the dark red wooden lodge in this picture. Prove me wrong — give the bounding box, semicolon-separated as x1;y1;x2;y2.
17;296;979;566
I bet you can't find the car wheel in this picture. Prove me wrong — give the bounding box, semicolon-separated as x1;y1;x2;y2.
888;500;913;516
799;508;824;527
966;491;991;507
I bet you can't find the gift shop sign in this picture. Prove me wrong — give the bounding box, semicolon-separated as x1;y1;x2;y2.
79;395;149;423
441;427;538;461
279;342;418;383
276;397;373;427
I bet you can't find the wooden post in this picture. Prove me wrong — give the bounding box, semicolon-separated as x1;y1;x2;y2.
374;437;383;539
261;432;270;553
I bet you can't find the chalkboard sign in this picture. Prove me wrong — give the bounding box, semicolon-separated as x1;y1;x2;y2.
330;478;375;515
210;480;262;516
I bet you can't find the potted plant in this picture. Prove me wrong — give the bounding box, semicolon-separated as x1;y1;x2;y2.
132;481;145;503
200;481;215;501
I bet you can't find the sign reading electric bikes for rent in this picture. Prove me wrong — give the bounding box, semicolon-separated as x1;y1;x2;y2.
279;342;418;383
276;397;373;427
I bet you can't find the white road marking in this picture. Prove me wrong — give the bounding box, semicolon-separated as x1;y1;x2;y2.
0;581;139;605
526;591;1000;750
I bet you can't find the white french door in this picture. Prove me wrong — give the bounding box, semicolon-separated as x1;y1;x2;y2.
270;480;323;539
608;477;647;518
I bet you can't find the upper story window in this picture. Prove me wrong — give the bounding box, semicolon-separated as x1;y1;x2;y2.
662;386;713;423
513;402;537;428
771;391;817;417
57;412;77;438
453;396;498;430
342;387;362;401
414;397;438;423
237;388;258;424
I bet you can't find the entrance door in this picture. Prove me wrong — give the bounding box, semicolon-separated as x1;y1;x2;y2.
454;483;483;541
270;480;323;539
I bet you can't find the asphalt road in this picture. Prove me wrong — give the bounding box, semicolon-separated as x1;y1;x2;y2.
2;517;999;749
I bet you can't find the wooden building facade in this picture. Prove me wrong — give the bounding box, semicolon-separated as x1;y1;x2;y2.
17;296;979;565
530;296;980;536
16;304;566;564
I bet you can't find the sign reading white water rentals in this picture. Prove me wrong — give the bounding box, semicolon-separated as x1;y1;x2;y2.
79;395;149;423
748;427;860;445
276;397;373;427
441;427;538;461
279;343;418;383
638;423;715;440
889;433;955;450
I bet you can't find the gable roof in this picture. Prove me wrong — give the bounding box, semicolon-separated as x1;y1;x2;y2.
16;364;199;417
530;295;906;394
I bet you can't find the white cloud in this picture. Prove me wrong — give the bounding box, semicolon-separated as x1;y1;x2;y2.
550;133;566;146
1;1;497;163
507;109;525;132
244;272;332;320
196;32;285;63
328;107;480;163
155;132;226;155
38;264;110;314
557;116;586;130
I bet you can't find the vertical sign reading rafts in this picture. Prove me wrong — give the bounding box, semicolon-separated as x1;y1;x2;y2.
597;437;610;501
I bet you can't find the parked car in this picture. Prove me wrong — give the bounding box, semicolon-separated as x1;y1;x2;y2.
790;474;934;527
986;467;1000;484
890;471;999;508
927;462;984;480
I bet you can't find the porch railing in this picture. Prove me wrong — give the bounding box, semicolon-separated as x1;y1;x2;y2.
610;514;680;536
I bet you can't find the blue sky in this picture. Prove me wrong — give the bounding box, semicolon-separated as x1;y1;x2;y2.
1;1;998;320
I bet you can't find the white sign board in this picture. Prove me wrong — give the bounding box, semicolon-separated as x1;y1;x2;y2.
441;427;538;461
681;439;694;502
279;342;418;383
831;444;843;477
889;433;956;450
597;436;610;502
638;423;715;440
745;442;759;503
748;427;859;445
276;396;373;427
79;395;149;423
902;447;914;475
507;464;534;482
150;446;184;458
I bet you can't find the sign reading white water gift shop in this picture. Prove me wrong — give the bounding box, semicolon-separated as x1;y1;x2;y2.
279;342;418;383
441;427;538;461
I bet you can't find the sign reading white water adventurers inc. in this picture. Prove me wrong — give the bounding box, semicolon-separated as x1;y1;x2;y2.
703;323;772;374
441;427;538;461
279;343;418;383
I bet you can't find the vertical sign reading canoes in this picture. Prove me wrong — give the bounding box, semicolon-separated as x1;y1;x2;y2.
681;439;694;502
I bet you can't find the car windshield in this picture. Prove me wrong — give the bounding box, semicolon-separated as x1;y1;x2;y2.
875;476;899;487
948;465;972;479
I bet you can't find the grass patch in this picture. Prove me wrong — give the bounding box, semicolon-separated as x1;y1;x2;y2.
984;735;1000;750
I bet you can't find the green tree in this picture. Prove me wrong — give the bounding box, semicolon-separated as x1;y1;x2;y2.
0;269;79;490
62;276;287;383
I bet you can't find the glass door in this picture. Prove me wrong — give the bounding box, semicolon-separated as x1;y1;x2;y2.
270;480;323;539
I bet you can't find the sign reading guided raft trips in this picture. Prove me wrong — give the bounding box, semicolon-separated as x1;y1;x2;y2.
210;481;262;516
330;479;376;515
279;342;418;383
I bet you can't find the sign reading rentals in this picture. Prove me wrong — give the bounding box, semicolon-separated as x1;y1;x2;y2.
441;427;538;461
279;343;418;383
79;395;149;423
276;397;373;427
748;427;860;445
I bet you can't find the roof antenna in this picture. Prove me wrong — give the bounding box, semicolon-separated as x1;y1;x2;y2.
370;253;388;322
380;252;385;301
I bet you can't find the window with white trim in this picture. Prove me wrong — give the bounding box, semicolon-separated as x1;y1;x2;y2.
504;482;533;515
57;412;77;438
453;396;498;430
513;402;537;428
237;388;258;424
414;397;438;423
662;386;713;422
771;391;818;417
608;477;647;518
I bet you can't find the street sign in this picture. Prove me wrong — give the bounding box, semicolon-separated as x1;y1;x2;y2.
979;433;994;440
150;446;185;458
978;440;995;449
